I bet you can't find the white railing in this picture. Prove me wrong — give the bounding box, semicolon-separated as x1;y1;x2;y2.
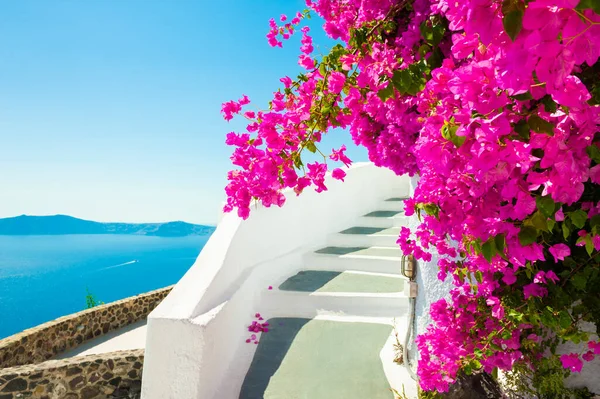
141;163;409;399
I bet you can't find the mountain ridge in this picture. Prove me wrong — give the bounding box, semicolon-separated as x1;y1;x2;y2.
0;215;215;237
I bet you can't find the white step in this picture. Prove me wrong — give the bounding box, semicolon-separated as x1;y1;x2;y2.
303;250;403;274
327;231;399;248
356;214;409;228
262;289;409;318
376;201;407;212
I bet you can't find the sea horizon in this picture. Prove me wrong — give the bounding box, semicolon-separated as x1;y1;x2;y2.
0;234;211;339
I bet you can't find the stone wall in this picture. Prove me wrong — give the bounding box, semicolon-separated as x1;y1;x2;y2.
0;287;172;369
0;349;144;399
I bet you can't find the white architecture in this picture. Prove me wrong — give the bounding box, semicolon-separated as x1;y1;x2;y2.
141;163;420;398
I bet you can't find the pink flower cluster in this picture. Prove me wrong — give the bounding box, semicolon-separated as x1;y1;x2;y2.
222;0;600;392
561;341;600;373
246;313;269;345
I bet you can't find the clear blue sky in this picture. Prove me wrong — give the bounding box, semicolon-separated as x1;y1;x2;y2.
0;0;367;225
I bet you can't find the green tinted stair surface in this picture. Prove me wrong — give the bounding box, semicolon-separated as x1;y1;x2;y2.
240;318;394;399
279;270;404;293
314;246;401;258
363;210;401;217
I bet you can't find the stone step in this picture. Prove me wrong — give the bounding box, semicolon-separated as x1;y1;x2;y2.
263;289;408;318
328;226;400;247
376;200;407;212
356;214;409;229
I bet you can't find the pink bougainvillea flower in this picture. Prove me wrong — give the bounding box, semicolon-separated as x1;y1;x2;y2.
330;145;352;167
523;283;548;299
549;244;570;263
545;271;560;284
221;95;250;121
560;353;583;373
527;334;540;343
593;235;600;251
331;168;346;181
280;76;293;88
589;341;600;354
502;267;517;285
328;71;346;94
298;54;315;70
583;351;595;362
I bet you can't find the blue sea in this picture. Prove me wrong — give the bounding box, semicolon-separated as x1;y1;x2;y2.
0;234;211;339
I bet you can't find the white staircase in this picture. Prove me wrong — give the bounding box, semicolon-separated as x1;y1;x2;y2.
239;197;411;398
141;164;417;399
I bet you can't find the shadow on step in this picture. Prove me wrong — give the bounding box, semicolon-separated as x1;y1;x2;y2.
239;318;393;399
363;211;401;217
315;246;368;255
278;271;341;292
240;318;309;399
339;226;388;235
279;270;404;293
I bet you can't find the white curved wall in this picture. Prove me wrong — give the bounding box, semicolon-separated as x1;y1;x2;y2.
141;163;409;399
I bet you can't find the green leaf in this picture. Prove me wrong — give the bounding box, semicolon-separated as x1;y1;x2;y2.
377;83;394;102
319;63;327;77
528;115;554;135
293;154;303;169
541;95;558;113
475;270;484;283
564;332;582;344
426;47;444;70
463;363;473;375
531;211;549;232
590;215;600;232
422;203;440;219
572;272;588;291
518;226;538;246
558;311;572;329
513;91;533;101
482;239;497;263
503;9;523;41
306;141;317;153
586;235;594;256
419;20;446;47
576;0;600;14
418;44;431;58
391;62;428;96
494;234;506;255
569;209;588;229
441;120;466;148
514;120;530;140
536;196;556;218
586;144;600;164
562;223;571;240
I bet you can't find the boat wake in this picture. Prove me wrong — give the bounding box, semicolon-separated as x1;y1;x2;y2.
103;260;139;270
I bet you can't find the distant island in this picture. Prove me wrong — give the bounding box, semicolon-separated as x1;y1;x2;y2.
0;215;215;237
